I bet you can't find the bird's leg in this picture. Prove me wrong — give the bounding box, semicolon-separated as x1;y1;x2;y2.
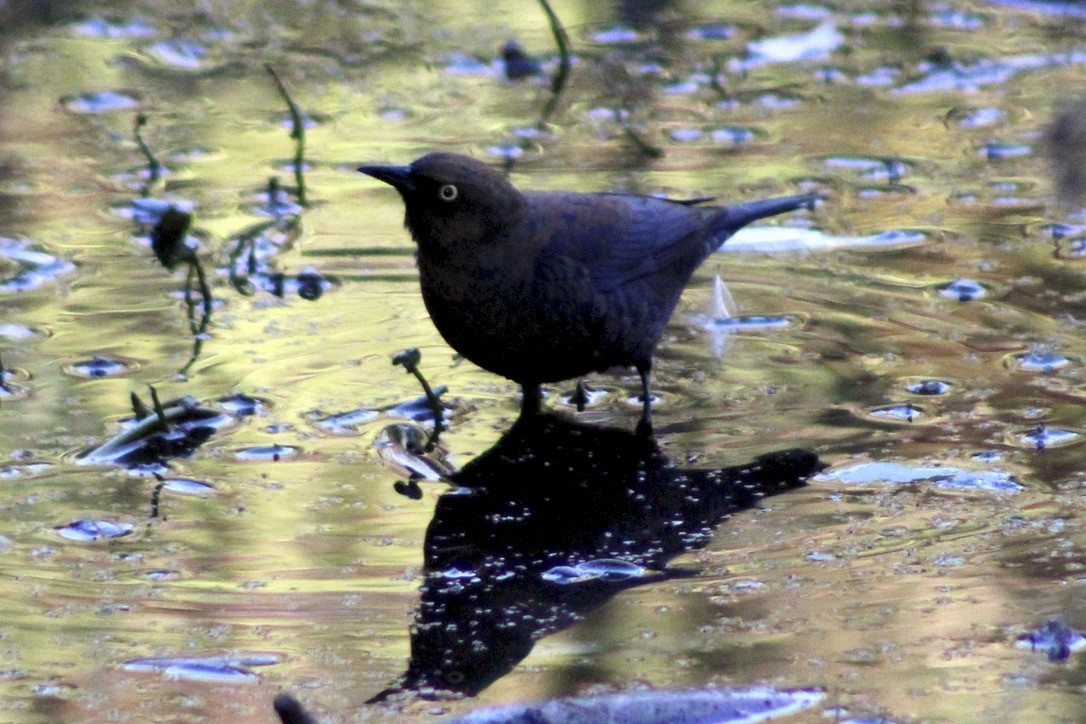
520;382;542;418
572;380;588;412
635;362;653;436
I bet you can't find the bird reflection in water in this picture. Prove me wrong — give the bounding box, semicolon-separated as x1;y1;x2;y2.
368;414;823;702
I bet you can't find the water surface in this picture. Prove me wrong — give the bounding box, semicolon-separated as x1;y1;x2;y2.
2;0;1086;721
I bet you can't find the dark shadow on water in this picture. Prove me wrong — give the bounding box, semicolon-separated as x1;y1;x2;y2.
368;413;823;702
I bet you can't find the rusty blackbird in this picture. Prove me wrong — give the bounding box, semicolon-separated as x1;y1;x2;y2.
359;153;815;431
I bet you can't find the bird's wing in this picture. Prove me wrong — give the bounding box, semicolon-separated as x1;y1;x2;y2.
527;192;713;294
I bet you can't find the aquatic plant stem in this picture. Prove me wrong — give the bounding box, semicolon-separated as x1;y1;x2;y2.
536;0;571;127
133;113;162;196
265;64;308;207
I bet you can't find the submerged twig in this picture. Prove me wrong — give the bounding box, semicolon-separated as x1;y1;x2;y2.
184;260;213;336
148;385;168;428
392;348;445;450
536;0;571;128
179;260;212;377
150;472;166;519
130;391;152;420
265;64;307;207
150;207;213;376
133;113;162;197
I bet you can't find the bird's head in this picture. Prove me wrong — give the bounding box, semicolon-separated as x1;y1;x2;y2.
359;153;527;262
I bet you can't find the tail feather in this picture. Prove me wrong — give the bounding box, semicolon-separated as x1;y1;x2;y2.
711;194;817;245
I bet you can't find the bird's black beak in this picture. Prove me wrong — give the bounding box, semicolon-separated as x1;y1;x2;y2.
357;164;415;194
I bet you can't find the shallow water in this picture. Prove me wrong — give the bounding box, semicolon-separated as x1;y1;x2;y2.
2;0;1086;721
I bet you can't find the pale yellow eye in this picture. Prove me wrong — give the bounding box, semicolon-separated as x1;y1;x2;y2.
438;184;458;202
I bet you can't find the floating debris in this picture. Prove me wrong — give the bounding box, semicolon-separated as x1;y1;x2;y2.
0;357;30;400
956;107;1006;128
484;144;524;161
906;379;952;395
234;445;299;462
894;51;1086;95
972;450;1004;463
159;478;215;496
374;424;453;481
56;520;133;542
60;90;140;114
868;404;923;422
0;239;76;294
0;463;53;479
938;278;986;301
1017;621;1086;662
312;388;449;434
78;393;230;468
452;688;825;724
444;53;495;76
142;40;209;71
63;355;139;379
981;141;1031;160
857;66;900;87
0;324;40;340
710;126;758;145
689;276;793;358
931;10;984;29
822;155;909;182
589;26;643;44
721;228;925;253
0;380;30;401
1013;424;1080;451
663;79;701;95
313;408;381;434
817;461;1023;493
669;128;702;143
734;22;843;70
687;24;734;41
71;16;156;38
702;315;791;332
1054;237;1086;260
217;393;267;417
123;654;278;683
1010;349;1071;372
386;387;450;424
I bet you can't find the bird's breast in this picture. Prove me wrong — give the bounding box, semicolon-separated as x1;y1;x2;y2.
415;251;628;382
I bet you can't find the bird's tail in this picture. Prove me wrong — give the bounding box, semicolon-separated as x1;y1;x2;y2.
711;194;817;245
